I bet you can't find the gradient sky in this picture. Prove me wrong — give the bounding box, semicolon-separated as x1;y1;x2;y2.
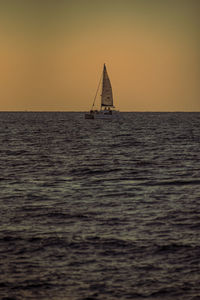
0;0;199;111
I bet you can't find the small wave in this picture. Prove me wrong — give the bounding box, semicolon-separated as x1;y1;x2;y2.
46;212;91;221
1;297;18;300
10;280;51;291
145;179;200;186
0;236;24;242
155;242;197;254
70;167;120;176
148;287;180;297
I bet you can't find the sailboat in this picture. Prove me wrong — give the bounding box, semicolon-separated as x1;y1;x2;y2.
85;64;119;119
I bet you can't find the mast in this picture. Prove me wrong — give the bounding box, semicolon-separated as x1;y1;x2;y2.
91;71;103;111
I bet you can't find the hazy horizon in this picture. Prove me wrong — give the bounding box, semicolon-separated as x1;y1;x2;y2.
1;0;199;112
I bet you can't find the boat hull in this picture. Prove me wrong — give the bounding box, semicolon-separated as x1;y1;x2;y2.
85;110;119;119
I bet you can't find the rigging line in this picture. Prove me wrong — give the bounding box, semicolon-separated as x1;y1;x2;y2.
91;70;103;110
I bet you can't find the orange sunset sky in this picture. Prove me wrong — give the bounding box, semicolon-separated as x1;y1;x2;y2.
0;0;199;111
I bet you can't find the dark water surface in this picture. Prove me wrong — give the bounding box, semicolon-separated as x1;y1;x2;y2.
0;112;200;300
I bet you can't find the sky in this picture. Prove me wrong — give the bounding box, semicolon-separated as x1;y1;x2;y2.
0;0;199;111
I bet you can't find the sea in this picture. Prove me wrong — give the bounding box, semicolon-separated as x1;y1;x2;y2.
0;112;200;300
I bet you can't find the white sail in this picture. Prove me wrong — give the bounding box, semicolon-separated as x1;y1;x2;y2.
101;64;114;107
85;63;119;119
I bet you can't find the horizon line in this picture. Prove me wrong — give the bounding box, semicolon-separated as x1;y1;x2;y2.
0;110;199;113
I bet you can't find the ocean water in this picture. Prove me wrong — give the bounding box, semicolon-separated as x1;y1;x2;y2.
0;112;200;300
